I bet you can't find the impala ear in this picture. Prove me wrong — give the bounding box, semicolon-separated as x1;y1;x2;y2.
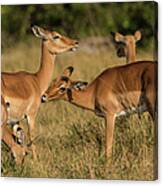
62;66;74;77
134;30;141;42
114;32;125;43
73;81;88;91
32;25;47;39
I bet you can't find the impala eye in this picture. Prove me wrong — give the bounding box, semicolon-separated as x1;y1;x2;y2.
60;87;66;93
53;35;60;40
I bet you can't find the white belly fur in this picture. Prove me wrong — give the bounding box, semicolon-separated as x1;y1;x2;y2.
116;104;147;117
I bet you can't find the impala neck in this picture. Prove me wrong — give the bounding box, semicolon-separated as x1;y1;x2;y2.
126;43;136;63
36;41;56;95
68;82;96;111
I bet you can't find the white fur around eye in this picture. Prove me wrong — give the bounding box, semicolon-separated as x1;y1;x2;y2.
59;84;65;89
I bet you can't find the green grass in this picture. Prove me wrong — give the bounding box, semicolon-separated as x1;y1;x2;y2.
1;39;157;180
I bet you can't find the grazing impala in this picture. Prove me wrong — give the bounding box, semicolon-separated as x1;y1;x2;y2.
1;26;78;159
1;96;27;164
111;30;142;63
42;61;157;158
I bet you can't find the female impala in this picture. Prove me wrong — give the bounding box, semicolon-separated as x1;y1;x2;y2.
1;26;78;159
42;61;157;158
111;30;142;63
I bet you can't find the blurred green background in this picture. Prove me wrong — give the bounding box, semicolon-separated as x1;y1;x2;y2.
2;1;157;49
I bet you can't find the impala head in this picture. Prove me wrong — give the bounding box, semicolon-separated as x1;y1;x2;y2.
41;66;88;103
111;30;141;58
32;26;79;54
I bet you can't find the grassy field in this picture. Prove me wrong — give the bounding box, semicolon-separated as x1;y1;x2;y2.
1;38;157;180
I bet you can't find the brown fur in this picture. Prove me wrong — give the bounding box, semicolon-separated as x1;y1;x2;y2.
2;26;78;159
43;61;157;158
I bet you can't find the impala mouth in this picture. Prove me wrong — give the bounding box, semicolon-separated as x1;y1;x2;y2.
69;46;78;52
117;47;125;57
69;42;79;52
41;95;47;103
41;94;55;103
71;47;77;52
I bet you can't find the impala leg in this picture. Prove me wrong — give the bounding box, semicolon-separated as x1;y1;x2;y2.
146;87;156;121
145;88;158;177
105;114;116;159
27;116;37;160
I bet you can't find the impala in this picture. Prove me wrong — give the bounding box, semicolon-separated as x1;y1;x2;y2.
1;26;78;159
1;96;27;164
42;61;157;158
111;30;141;63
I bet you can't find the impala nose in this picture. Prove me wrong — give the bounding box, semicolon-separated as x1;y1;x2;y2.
41;94;47;103
117;47;125;57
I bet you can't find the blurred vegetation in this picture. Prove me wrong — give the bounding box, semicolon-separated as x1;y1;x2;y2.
1;1;157;48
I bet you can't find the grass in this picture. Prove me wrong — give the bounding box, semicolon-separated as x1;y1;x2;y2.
1;38;157;180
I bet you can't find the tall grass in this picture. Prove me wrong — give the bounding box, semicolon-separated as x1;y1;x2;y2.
1;38;156;180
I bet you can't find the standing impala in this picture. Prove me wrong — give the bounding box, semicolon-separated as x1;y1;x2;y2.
42;61;157;158
1;26;78;159
111;30;142;63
